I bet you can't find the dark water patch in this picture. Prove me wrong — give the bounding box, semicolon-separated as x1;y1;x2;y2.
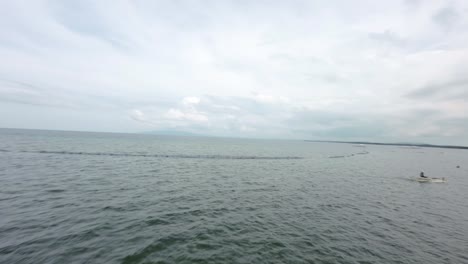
146;218;170;226
329;151;369;158
422;211;455;221
192;242;219;250
25;150;303;160
319;203;350;209
54;229;100;244
356;151;369;155
0;226;25;234
161;209;205;219
0;196;22;202
102;206;128;212
46;189;66;193
121;235;186;264
329;155;346;158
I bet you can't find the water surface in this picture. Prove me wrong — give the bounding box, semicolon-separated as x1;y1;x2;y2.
1;128;467;263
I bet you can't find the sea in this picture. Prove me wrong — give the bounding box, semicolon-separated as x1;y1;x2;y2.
1;128;467;264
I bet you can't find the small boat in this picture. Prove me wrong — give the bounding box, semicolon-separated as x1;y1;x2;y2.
416;177;447;183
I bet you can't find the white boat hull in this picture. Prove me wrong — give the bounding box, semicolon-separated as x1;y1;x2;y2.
416;178;447;183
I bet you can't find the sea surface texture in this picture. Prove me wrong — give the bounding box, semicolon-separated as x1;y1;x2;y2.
1;128;467;264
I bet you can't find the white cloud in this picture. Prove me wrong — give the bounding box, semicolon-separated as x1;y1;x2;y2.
252;92;290;104
130;109;145;122
164;108;208;123
182;96;201;106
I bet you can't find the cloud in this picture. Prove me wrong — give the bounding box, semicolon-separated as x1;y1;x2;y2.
0;78;82;109
369;30;405;47
164;96;208;123
404;0;421;8
1;0;468;144
406;78;468;101
252;92;290;104
164;108;208;123
286;108;391;140
129;94;295;137
130;93;456;141
130;109;145;122
182;96;201;106
432;6;459;30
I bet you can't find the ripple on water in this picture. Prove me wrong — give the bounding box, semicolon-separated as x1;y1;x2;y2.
1;131;468;264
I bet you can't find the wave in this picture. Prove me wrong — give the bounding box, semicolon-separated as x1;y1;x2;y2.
355;151;369;155
329;155;346;159
24;150;303;160
329;151;369;159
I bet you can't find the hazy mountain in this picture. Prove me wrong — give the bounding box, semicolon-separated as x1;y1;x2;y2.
142;130;208;137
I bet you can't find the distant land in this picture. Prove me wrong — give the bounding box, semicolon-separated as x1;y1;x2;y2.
305;140;468;150
142;130;208;137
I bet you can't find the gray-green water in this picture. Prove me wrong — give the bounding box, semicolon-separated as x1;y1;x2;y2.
1;128;467;264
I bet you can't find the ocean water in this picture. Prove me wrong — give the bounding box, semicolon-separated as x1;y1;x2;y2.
1;128;467;264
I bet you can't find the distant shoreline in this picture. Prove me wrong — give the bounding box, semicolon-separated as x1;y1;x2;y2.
305;140;468;150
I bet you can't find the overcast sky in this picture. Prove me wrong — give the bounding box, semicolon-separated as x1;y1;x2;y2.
1;0;468;144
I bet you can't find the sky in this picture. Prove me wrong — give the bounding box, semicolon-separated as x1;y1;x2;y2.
1;0;468;145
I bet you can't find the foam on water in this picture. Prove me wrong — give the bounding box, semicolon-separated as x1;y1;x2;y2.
21;150;303;160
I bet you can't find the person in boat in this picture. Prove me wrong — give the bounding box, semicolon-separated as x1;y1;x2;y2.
420;171;427;178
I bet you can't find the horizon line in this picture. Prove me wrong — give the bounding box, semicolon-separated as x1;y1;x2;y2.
305;140;468;150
